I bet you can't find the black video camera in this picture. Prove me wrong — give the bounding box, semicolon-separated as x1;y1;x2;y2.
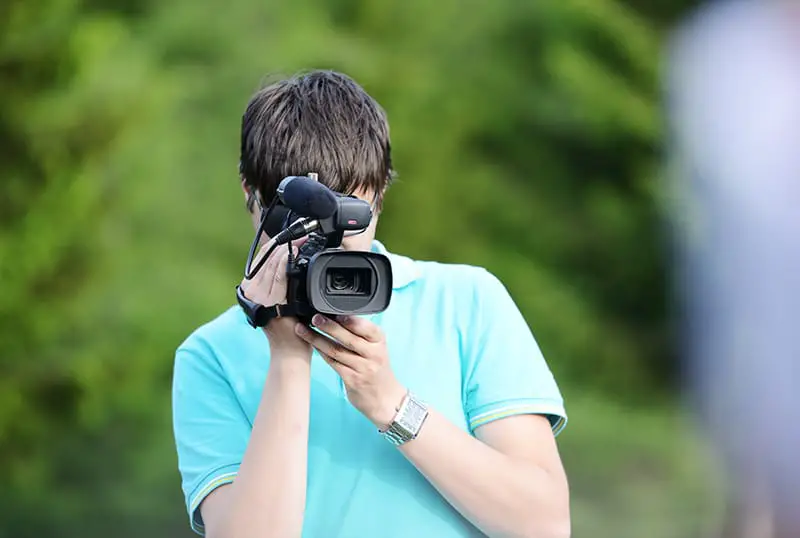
236;174;393;327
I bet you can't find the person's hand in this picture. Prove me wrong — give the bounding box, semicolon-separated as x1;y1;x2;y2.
239;240;311;356
295;314;406;429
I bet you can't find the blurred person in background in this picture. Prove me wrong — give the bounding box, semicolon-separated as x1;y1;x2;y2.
666;1;800;537
171;70;570;538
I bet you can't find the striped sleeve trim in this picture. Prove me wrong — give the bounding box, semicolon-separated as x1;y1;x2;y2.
468;401;568;436
188;467;239;535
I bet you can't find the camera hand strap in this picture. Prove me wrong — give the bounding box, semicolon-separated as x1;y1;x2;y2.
235;284;302;328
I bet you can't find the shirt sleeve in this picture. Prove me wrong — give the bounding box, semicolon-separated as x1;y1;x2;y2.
172;338;251;535
461;268;567;436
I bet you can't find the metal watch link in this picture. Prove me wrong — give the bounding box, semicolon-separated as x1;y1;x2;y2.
380;391;429;446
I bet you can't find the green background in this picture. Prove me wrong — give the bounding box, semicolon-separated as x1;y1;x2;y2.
1;0;723;536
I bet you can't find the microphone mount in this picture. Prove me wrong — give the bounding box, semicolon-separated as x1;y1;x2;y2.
243;173;374;279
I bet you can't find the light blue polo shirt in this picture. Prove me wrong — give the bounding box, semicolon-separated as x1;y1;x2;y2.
172;240;567;538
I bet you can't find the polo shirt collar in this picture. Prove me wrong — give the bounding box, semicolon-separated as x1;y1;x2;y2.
371;240;421;289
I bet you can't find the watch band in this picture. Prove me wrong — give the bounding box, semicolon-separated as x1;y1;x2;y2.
380;391;429;446
383;422;413;446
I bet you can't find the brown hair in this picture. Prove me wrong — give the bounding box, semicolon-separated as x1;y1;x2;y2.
240;70;395;211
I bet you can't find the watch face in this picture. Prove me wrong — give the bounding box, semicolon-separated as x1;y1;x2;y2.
398;398;428;430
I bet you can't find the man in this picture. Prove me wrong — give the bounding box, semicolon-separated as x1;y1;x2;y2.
172;70;570;538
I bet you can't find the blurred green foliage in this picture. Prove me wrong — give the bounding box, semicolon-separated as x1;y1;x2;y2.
0;0;722;537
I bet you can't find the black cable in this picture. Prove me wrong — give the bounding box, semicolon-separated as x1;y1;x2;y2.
244;196;280;279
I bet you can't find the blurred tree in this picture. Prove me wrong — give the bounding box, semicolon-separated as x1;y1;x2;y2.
0;1;171;536
457;0;671;392
0;0;710;536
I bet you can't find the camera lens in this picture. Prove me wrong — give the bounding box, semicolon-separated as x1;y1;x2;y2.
307;251;392;314
326;268;370;295
330;270;357;291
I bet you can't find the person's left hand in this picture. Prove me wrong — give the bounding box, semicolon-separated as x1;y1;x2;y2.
295;314;407;429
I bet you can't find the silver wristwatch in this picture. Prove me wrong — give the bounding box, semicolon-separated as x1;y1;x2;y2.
380;391;429;446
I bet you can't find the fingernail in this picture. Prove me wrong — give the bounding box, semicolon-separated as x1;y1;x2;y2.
295;323;308;335
337;315;350;324
312;314;327;326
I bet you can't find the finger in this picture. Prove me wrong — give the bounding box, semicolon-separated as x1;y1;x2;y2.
310;315;369;354
286;235;310;249
241;242;282;296
262;243;286;273
249;238;279;277
250;234;308;281
267;248;291;299
319;351;357;380
257;244;284;296
295;325;362;369
268;243;302;301
250;230;309;275
336;315;383;343
245;243;283;288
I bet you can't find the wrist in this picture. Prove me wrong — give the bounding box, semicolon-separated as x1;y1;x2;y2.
377;390;430;447
370;384;409;430
268;340;312;366
267;357;311;390
264;322;311;353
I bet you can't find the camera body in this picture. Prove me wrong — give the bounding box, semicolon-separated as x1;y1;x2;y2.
286;230;393;325
237;176;393;328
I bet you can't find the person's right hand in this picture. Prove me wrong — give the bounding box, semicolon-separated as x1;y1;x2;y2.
239;239;312;357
